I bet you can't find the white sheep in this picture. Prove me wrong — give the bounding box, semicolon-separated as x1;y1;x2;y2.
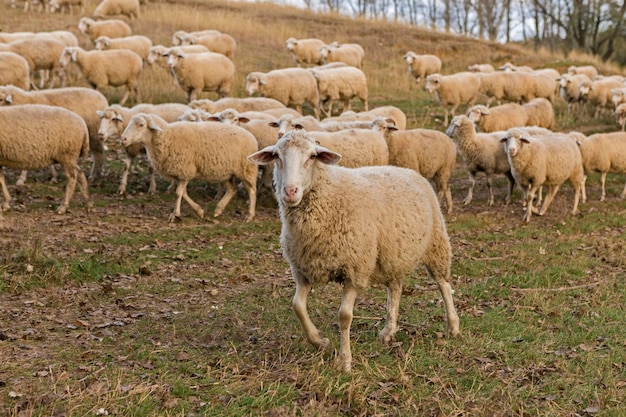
94;35;153;61
146;44;210;69
0;37;67;89
323;106;407;130
477;71;538;106
578;77;623;118
77;17;132;43
285;37;326;66
467;103;528;133
500;128;583;223
567;65;598;79
521;98;555;130
166;48;234;103
120;113;258;222
533;68;561;81
269;114;325;138
245;68;320;119
306;128;389;168
499;62;533;72
309;65;368;117
575;132;626;202
0;85;109;183
172;29;221;46
446;115;514;206
179;32;237;60
558;73;591;116
319;43;364;69
371;117;456;214
59;46;143;106
247;129;460;372
615;103;626;131
403;51;442;84
425;72;481;126
611;87;626;108
48;0;84;14
0;52;30;90
468;63;495;73
93;0;140;20
0;104;92;218
189;97;287;114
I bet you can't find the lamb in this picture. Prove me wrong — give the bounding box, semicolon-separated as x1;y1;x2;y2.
568;65;598;80
179;32;237;60
59;46;143;106
0;104;92;218
446;115;514;206
403;52;442;85
309;65;368;117
371;117;456;214
323;106;407;130
615;103;626;131
0;37;67;89
0;52;30;90
48;0;84;14
97;103;190;194
245;68;320;119
77;18;132;43
578;77;623;118
166;48;234;102
120;113;258;222
500;128;583;223
93;0;140;20
575;132;626;202
94;35;153;61
319;43;364;69
285;37;326;66
468;63;495;73
189;97;287;114
0;85;109;183
558;73;591;116
247;129;460;372
172;30;221;46
425;72;481;126
467;103;528;133
521;98;555;129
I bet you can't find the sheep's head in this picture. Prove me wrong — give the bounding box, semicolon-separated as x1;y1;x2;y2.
424;74;441;93
500;129;530;157
166;48;185;68
59;47;78;68
467;105;490;122
285;38;297;51
245;73;265;96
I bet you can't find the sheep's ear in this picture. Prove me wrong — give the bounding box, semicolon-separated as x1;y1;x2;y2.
387;125;399;131
314;146;342;165
147;119;163;132
114;114;123;122
207;115;221;122
520;137;530;143
499;137;508;143
96;110;103;118
480;107;491;115
248;146;276;165
268;121;279;128
237;116;251;124
259;78;267;85
294;123;305;130
5;94;12;104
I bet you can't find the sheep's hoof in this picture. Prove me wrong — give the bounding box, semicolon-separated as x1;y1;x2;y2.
315;337;331;351
56;207;67;215
168;213;182;223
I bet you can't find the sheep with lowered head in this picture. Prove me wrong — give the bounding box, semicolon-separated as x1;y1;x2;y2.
319;43;364;69
403;51;441;85
93;0;140;20
285;37;326;66
172;29;221;46
567;65;598;79
468;63;495;73
179;32;237;60
94;35;153;61
77;17;132;43
0;52;30;90
120;113;258;222
467;103;528;133
189;96;287;114
323;106;407;130
310;65;368;117
426;72;481;126
248;129;460;372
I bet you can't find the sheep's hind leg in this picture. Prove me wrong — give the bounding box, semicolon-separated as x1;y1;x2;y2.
538;185;561;216
182;186;205;219
57;164;78;215
75;165;93;212
338;284;358;372
425;237;460;337
169;180;189;222
213;179;237;218
292;270;331;351
0;169;12;211
380;280;402;344
463;172;476;205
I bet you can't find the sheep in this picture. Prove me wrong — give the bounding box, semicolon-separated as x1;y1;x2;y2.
319;43;364;69
568;65;598;80
189;97;287;114
179;32;237;60
323;106;407;130
527;73;558;102
446;115;514;206
575;132;626;202
93;0;140;20
425;72;481;126
269;114;325;138
166;48;234;103
521;98;555;129
0;52;30;90
305;129;389;168
59;46;143;106
371;117;456;214
309;65;368;117
245;68;320;119
500;62;534;72
77;17;132;43
94;35;153;61
0;37;67;89
611;87;626;108
172;29;221;46
578;77;623;118
285;37;326;66
48;0;84;14
97;103;190;195
533;68;561;81
467;103;528;133
477;71;539;106
615;103;626;131
558;73;591;116
146;44;209;68
500;128;583;223
403;52;442;85
0;104;92;218
468;63;495;73
120;113;258;222
0;85;109;183
247;129;460;372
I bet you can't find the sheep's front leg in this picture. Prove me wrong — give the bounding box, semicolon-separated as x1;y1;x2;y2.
169;179;189;222
523;186;539;223
118;154;133;195
380;280;402;344
538;185;561;216
147;165;157;195
581;174;588;203
599;173;607;201
213;179;237;218
0;169;12;211
486;173;495;206
292;271;330;351
57;164;78;215
338;284;358;372
181;186;205;219
463;171;476;205
620;181;626;199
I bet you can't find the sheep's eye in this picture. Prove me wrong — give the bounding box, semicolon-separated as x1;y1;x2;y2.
310;154;317;160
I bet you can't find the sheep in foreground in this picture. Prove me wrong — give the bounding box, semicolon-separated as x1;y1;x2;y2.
77;17;132;43
501;128;583;223
247;129;460;372
521;98;554;129
446;115;514;206
403;52;441;85
120;113;258;222
0;104;92;218
245;68;320;119
575;132;626;202
0;52;30;90
310;65;368;117
179;32;237;60
467;103;528;133
285;37;326;66
615;103;626;131
59;46;143;106
93;0;140;20
167;48;234;102
189;97;287;114
425;72;481;126
94;35;153;61
371;117;456;214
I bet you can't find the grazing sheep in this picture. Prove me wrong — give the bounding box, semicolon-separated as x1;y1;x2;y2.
446;115;514;206
0;104;92;218
59;46;143;106
48;0;84;14
468;63;495;73
500;128;583;223
615;103;626;131
97;103;190;194
166;48;234;102
179;32;237;60
120;113;258;222
172;29;221;46
319;43;364;69
558;73;591;115
371;117;456;214
77;17;132;43
0;37;67;89
94;35;153;61
285;37;326;66
247;129;460;372
567;65;598;80
403;52;442;84
521;98;555;129
575;132;626;202
310;65;368;117
425;72;481;126
323;106;407;130
578;77;623;118
467;103;528;133
0;85;109;183
0;52;30;90
93;0;140;20
245;68;320;119
189;97;287;114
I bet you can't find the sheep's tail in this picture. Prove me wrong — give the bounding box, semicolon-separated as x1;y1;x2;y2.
80;128;90;158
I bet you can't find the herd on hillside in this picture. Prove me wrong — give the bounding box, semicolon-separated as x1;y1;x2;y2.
1;0;626;226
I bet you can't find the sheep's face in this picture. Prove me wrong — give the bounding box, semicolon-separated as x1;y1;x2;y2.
424;76;440;93
58;48;75;68
501;132;529;158
167;52;183;68
245;75;262;96
121;115;158;147
97;110;124;141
